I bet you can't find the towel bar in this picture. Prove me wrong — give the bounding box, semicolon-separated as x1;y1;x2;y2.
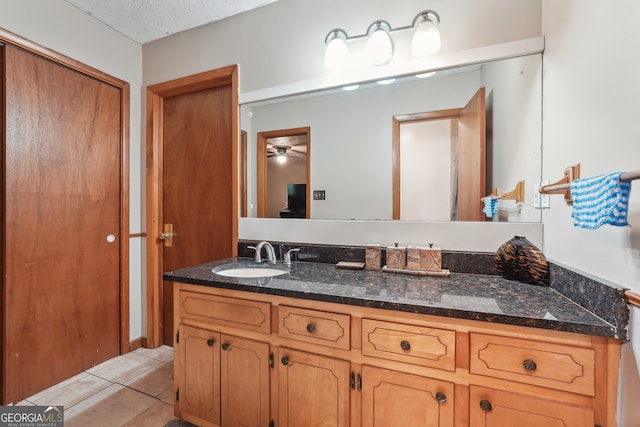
481;180;525;203
539;164;581;204
539;165;639;205
624;290;640;308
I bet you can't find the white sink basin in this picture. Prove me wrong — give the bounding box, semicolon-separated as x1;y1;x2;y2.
212;263;289;278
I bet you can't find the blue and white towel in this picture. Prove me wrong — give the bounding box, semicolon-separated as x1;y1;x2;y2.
482;196;499;218
570;172;631;229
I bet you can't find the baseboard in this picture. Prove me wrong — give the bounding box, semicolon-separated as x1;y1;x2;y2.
128;337;146;352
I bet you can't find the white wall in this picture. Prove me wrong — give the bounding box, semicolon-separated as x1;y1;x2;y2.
143;0;541;89
0;0;145;341
542;1;640;424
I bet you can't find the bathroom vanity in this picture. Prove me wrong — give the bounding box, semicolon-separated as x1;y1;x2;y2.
164;256;621;427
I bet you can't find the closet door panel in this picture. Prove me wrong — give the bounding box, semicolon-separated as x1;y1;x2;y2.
3;45;121;402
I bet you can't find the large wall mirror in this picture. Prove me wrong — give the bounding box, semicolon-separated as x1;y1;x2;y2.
241;53;542;223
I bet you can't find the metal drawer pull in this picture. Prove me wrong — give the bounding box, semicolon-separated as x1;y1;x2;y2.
400;340;411;351
207;339;214;347
306;323;315;333
480;400;493;412
523;358;537;371
435;392;447;404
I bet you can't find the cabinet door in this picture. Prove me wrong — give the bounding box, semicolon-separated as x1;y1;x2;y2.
361;365;454;427
177;325;221;424
278;347;350;427
469;386;594;427
221;335;270;427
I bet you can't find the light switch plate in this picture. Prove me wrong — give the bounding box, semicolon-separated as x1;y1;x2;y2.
313;190;326;200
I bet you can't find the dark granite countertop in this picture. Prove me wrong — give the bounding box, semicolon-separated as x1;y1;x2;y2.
164;257;617;338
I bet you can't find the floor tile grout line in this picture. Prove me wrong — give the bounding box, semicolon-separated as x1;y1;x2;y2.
21;349;175;413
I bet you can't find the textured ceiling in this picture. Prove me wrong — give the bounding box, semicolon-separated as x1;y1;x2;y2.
64;0;281;44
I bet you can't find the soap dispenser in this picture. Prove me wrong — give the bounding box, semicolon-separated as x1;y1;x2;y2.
420;243;442;272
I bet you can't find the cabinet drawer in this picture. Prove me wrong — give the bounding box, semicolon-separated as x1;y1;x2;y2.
362;319;456;371
469;333;595;396
179;292;271;334
278;306;350;350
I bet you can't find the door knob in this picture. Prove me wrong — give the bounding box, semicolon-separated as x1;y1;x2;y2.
159;224;174;247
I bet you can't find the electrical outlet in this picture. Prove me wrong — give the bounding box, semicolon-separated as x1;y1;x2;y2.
313;190;326;200
534;181;550;209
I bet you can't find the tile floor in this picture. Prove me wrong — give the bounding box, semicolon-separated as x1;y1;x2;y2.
18;346;183;427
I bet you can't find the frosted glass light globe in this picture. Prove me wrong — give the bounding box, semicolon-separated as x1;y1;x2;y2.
411;18;441;57
366;28;393;66
324;36;349;71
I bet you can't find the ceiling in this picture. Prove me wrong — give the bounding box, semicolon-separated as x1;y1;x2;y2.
64;0;281;44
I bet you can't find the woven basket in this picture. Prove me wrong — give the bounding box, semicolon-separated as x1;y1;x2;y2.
494;235;549;286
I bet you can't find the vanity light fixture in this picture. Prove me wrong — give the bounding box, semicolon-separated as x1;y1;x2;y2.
376;78;396;85
324;29;349;71
415;71;437;78
366;21;394;66
324;10;441;70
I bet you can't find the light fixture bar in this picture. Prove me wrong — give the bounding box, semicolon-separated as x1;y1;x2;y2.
324;10;440;42
323;10;442;69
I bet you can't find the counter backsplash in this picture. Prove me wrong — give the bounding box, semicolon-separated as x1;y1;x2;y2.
238;240;629;339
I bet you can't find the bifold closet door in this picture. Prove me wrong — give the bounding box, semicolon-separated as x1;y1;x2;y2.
2;44;121;403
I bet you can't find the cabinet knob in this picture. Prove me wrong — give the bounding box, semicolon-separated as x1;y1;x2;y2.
221;342;229;351
480;400;493;412
435;392;447;404
400;340;411;351
281;356;289;365
207;339;214;347
306;323;315;333
523;358;537;371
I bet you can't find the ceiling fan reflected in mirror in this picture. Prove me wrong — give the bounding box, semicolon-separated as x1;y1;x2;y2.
266;136;308;164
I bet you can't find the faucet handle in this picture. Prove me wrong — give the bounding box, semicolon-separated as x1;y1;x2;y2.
284;248;301;266
247;245;262;263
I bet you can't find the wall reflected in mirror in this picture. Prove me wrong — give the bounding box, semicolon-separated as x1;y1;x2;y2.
241;53;542;223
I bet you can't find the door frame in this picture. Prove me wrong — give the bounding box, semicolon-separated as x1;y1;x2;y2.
0;27;131;355
256;127;311;218
392;108;461;220
146;66;239;348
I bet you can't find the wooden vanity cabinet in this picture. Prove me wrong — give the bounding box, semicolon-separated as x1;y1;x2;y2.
361;365;454;427
278;347;351;427
173;283;620;427
174;291;272;427
175;325;221;424
175;325;271;427
469;386;594;427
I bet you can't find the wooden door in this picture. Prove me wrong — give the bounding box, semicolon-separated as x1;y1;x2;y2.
221;334;270;427
456;88;486;221
3;44;123;402
469;386;594;426
176;325;221;425
361;365;454;427
147;67;238;348
278;348;350;427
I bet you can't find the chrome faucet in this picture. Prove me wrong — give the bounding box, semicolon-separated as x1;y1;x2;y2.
283;248;301;267
249;241;277;264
